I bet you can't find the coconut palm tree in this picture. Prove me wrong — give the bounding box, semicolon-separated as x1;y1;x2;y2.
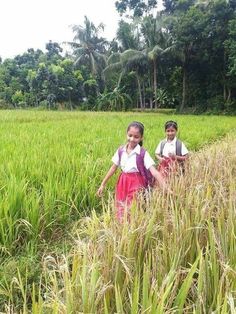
69;16;107;79
141;14;175;108
104;49;149;109
116;19;141;51
105;15;174;109
98;87;132;111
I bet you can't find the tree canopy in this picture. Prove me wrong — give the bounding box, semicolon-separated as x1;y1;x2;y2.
0;2;235;113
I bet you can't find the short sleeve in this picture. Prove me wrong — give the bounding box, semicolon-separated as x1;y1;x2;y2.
111;149;120;166
181;142;189;155
155;141;161;155
144;151;155;170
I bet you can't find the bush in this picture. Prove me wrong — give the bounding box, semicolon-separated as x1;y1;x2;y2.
223;99;236;114
206;95;224;113
0;99;13;109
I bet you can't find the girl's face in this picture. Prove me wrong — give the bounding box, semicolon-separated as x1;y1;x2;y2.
166;126;177;141
127;126;143;149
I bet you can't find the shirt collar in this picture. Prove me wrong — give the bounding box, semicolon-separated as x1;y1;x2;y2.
166;137;177;144
124;143;141;154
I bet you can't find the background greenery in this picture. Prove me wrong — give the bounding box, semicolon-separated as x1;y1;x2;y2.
0;0;236;113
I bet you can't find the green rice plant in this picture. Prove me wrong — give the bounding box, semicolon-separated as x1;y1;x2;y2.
0;111;235;311
10;132;233;313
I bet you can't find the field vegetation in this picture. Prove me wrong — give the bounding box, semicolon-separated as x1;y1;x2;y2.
0;110;235;312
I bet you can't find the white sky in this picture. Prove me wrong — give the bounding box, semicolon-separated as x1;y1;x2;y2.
0;0;163;60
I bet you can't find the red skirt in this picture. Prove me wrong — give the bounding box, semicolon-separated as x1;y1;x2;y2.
115;172;145;222
157;157;176;177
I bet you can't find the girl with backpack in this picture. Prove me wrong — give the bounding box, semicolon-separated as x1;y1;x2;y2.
97;121;166;222
155;120;189;177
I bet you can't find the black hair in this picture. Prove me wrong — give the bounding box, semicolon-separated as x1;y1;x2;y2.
165;120;178;131
127;121;144;146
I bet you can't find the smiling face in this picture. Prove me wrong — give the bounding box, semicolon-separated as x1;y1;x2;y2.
166;126;177;141
126;126;143;149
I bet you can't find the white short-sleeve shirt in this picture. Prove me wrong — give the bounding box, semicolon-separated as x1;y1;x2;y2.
155;137;188;157
112;144;155;173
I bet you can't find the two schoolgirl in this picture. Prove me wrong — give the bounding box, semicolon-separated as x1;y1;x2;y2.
97;120;188;222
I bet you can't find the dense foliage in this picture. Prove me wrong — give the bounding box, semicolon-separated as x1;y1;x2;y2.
0;0;236;113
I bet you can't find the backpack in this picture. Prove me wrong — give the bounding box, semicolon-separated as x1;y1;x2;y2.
118;146;155;188
159;139;182;157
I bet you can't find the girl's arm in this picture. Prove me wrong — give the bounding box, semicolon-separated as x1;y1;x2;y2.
176;153;188;161
155;142;163;162
96;164;118;197
149;165;166;189
155;153;164;162
168;153;189;161
149;166;174;195
149;166;173;194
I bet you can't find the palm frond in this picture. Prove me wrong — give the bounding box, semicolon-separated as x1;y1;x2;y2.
74;54;87;66
148;45;164;60
107;53;121;65
65;41;81;49
120;49;145;64
103;62;122;77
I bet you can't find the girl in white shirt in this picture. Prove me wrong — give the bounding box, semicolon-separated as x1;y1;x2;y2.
97;121;166;222
155;120;189;177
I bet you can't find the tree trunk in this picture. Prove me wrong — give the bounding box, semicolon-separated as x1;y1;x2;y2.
181;67;186;112
153;59;157;109
180;54;187;113
136;75;143;109
148;75;153;109
227;88;231;101
69;92;72;111
223;51;227;102
142;82;145;109
223;83;227;101
35;95;38;107
150;98;153;109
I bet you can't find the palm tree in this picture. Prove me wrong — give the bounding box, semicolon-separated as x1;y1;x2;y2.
148;41;174;109
141;14;175;108
98;87;132;111
116;19;141;51
105;15;174;110
69;16;107;79
104;49;149;109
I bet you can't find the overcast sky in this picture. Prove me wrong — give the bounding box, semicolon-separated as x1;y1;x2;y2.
0;0;163;60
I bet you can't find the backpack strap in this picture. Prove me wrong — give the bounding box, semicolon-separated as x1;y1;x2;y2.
136;147;146;174
139;147;146;159
175;139;182;156
160;140;167;157
118;145;124;165
136;147;148;186
137;147;155;188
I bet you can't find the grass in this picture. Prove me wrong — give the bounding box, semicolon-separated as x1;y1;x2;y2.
4;133;235;313
0;110;235;312
0;110;234;255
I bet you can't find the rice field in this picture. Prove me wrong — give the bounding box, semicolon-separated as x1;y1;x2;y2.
0;110;235;312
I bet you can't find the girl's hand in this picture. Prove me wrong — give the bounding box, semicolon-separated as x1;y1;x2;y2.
96;185;105;197
96;164;117;197
159;157;165;163
168;153;177;160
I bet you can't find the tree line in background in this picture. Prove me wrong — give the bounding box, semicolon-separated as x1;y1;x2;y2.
0;0;236;113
